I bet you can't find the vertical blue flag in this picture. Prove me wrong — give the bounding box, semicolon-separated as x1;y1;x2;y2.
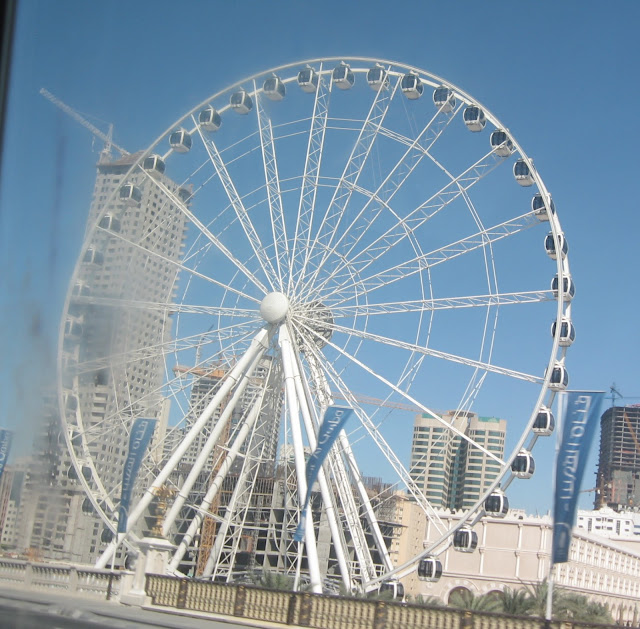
293;406;353;542
117;418;157;534
552;391;604;563
0;430;13;481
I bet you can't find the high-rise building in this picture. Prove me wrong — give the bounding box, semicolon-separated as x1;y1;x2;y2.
595;405;640;511
21;152;189;564
409;411;506;511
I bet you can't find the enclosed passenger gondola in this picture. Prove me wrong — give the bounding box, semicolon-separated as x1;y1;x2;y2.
453;527;478;553
142;154;165;178
119;182;142;206
297;67;318;93
490;129;514;156
101;528;113;544
379;580;405;600
178;188;192;204
544;232;568;260
64;317;83;342
514;159;534;186
169;128;192;152
332;62;354;90
418;557;443;581
199;106;221;132
532;193;556;221
551;274;575;302
82;246;104;266
485;490;509;518
552;317;575;347
401;72;424;100
99;214;121;233
264;75;286;101
64;392;79;413
230;90;253;114
463;105;486;132
72;280;91;298
82;497;94;514
548;363;569;391
533;406;555;436
511;449;535;479
366;64;388;91
433;85;455;112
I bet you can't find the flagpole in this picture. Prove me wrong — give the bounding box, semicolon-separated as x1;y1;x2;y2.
547;390;565;622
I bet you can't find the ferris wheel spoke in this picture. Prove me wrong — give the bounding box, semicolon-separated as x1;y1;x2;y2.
300;320;506;469
289;63;330;294
254;83;291;291
295;72;401;295
299;331;449;536
328;147;509;287
71;294;257;319
195;124;279;291
96;223;261;304
323;211;540;306
140;161;270;295
319;318;544;385
302;98;462;296
327;290;555;319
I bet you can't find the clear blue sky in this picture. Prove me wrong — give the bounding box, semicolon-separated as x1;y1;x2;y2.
1;0;639;514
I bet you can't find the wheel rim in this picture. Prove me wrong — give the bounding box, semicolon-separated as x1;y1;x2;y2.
58;58;571;592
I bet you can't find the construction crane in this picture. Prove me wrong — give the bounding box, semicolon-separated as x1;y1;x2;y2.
330;390;423;413
40;88;129;160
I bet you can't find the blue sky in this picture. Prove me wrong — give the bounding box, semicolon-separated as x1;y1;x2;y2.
1;0;639;515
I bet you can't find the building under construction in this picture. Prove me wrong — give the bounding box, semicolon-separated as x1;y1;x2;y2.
595;405;640;511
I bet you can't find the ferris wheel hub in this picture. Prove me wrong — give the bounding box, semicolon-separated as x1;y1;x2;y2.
260;291;290;324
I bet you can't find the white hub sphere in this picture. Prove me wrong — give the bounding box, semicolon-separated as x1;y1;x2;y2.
260;292;289;324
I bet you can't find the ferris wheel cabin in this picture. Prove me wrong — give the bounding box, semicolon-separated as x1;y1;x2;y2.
544;232;568;260
401;72;424;100
551;274;575;302
199;106;221;132
72;280;91;298
98;214;121;234
418;557;443;581
64;317;83;343
297;67;318;93
533;406;555;436
178;187;192;204
511;450;535;479
82;246;104;266
169;128;192;153
230;90;253;114
264;76;286;101
548;363;569;391
453;526;478;553
532;193;556;221
119;182;142;206
433;85;455;112
552;317;576;347
143;154;165;178
463;106;486;132
485;490;509;518
333;62;354;89
366;65;388;91
514;159;534;186
379;580;405;600
490;129;514;156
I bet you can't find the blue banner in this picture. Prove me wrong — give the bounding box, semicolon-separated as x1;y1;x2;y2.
117;418;156;534
293;406;353;542
552;391;604;563
0;430;13;480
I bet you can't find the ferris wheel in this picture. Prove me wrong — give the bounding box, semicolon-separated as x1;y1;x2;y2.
58;58;573;594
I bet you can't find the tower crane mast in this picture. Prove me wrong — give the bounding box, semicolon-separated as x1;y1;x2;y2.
40;88;129;159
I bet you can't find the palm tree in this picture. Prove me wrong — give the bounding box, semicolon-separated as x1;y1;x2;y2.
499;587;533;616
448;589;502;613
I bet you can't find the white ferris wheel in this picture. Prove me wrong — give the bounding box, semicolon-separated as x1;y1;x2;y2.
58;58;573;595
